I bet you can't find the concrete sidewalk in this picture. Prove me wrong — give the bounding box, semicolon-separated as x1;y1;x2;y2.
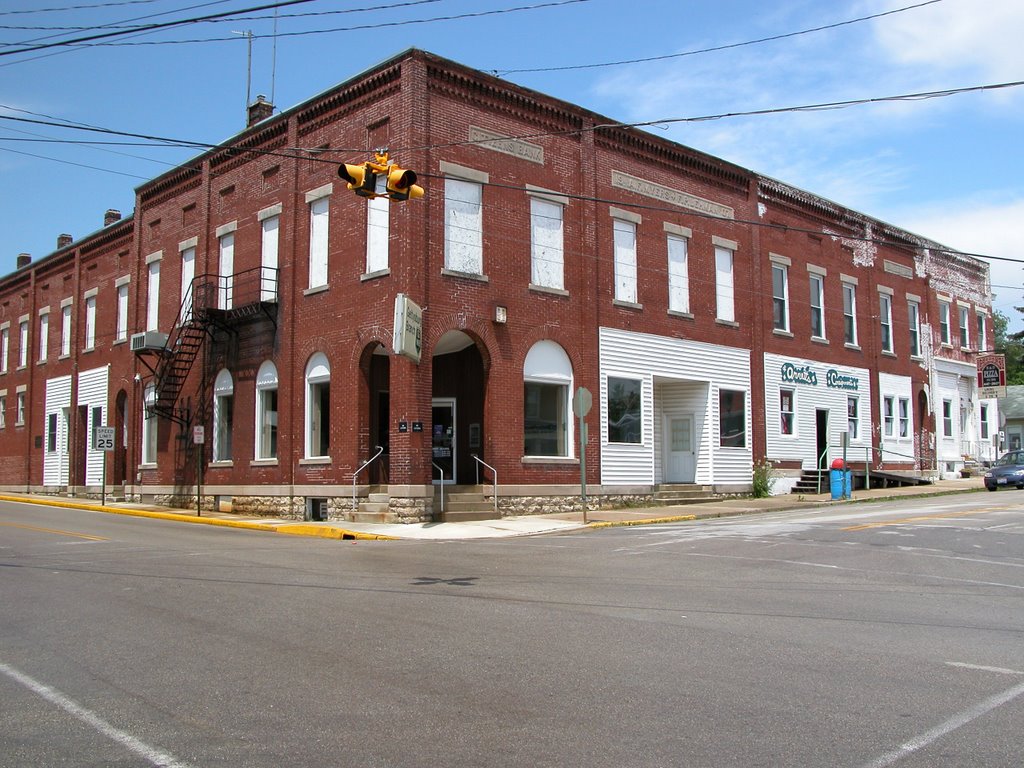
0;476;987;541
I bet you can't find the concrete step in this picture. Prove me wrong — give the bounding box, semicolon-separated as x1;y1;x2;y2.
439;509;498;523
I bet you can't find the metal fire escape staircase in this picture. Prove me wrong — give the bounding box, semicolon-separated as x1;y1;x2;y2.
133;267;278;426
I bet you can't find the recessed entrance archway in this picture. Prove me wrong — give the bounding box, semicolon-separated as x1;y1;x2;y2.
431;330;486;485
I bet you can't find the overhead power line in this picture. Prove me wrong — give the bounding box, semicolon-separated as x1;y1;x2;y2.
9;0;595;49
0;0;159;15
0;0;443;30
0;0;318;56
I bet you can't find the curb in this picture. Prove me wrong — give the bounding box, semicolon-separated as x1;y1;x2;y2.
0;494;394;541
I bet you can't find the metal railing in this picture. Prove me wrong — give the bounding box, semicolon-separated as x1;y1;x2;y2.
432;462;445;514
352;445;384;510
471;454;497;518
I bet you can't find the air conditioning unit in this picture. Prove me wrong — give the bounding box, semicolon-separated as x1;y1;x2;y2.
130;331;168;352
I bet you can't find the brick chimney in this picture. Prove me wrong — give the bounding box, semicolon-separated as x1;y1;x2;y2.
104;209;121;227
57;233;73;249
17;253;31;269
247;95;274;127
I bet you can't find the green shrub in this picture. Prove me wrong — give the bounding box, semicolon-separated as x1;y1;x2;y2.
752;459;777;498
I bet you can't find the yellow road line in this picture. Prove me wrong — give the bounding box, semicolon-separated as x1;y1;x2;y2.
843;508;996;532
0;521;108;541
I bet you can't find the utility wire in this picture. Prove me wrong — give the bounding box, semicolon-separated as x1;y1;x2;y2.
492;0;944;75
0;0;443;30
35;0;595;47
0;0;159;15
0;0;319;56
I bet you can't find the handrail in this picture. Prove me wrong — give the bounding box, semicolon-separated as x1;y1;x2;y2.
432;462;445;513
352;445;384;510
471;454;498;517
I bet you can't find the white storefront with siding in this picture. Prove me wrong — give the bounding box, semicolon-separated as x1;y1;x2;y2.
599;327;751;491
43;375;72;486
763;353;873;484
78;365;109;486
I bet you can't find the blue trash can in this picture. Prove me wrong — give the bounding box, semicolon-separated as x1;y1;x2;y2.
830;469;852;500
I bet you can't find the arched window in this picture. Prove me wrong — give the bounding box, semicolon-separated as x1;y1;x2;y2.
305;353;330;458
523;340;573;457
141;383;158;464
255;361;278;460
212;368;234;462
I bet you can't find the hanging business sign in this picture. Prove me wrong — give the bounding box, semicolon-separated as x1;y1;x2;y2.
977;353;1006;399
393;293;423;364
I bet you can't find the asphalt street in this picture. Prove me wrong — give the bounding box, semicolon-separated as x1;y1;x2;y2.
2;493;1022;767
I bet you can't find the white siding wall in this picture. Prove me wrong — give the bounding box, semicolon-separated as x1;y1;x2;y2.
763;354;872;468
44;375;72;486
78;365;109;485
600;327;750;487
878;372;914;464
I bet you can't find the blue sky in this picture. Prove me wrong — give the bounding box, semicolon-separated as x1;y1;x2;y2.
2;0;1022;328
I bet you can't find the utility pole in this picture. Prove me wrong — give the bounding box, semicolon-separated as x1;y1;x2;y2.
232;30;253;111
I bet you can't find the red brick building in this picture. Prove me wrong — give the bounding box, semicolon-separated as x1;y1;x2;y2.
0;50;994;520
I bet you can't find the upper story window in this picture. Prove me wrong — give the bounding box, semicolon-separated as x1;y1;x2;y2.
115;278;130;343
939;299;951;345
179;239;196;324
217;223;236;310
771;261;789;332
958;305;970;348
83;290;97;351
908;299;921;357
366;187;390;275
879;292;893;354
442;163;486;276
666;225;690;315
146;253;161;332
306;185;332;290
18;318;29;368
809;272;825;339
612;216;638;304
0;324;9;373
529;193;565;291
259;207;281;302
977;312;988;352
60;302;72;357
714;240;736;323
38;310;49;363
842;280;858;346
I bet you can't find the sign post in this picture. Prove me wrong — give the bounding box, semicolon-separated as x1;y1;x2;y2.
193;426;205;516
93;425;116;506
572;387;593;524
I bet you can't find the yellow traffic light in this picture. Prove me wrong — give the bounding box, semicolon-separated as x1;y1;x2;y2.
385;166;424;201
338;163;377;197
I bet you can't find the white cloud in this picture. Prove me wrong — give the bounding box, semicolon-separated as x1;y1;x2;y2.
868;0;1024;81
896;197;1024;327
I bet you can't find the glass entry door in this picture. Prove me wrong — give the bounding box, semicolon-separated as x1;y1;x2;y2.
432;398;456;484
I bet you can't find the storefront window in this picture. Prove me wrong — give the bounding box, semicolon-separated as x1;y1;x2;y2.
719;389;746;448
779;388;794;435
608;377;641;444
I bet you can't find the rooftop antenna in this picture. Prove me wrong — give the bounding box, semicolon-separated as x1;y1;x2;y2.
232;30;254;111
270;8;279;106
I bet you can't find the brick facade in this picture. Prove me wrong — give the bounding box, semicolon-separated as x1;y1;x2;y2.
0;50;994;518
